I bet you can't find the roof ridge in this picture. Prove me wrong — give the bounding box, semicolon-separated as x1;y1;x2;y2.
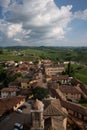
44;103;64;116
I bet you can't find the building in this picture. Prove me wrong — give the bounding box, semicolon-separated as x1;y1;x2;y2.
1;88;18;98
42;60;52;67
48;87;87;129
0;96;68;130
8;81;21;88
61;100;87;121
30;98;67;130
45;64;65;76
0;96;25;117
21;78;30;89
52;75;71;85
59;85;81;101
43;98;67;130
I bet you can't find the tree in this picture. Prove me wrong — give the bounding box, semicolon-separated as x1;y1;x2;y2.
32;87;48;100
65;62;75;77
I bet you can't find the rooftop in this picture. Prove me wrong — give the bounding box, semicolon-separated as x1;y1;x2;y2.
52;75;69;81
59;85;81;94
1;87;18;92
0;96;25;116
61;100;87;116
43;99;67;117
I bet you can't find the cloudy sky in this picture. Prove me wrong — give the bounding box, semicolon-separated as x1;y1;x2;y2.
0;0;87;46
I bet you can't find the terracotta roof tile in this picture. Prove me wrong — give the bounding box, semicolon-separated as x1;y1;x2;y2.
1;87;17;92
44;104;63;116
0;96;25;116
43;99;67;117
52;75;69;81
59;85;81;94
61;100;87;116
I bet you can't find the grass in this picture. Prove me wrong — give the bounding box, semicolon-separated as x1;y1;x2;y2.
67;63;87;85
80;103;87;107
73;65;87;85
75;73;87;85
0;48;62;61
1;47;87;62
79;99;87;107
0;49;39;61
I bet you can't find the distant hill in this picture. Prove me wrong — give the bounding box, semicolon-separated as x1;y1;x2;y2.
0;46;87;63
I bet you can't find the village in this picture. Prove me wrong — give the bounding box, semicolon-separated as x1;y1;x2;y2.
0;59;87;130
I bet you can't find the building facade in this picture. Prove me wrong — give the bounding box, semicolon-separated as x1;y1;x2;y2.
1;88;17;98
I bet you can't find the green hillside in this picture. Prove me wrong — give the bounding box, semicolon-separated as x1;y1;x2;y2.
75;66;87;85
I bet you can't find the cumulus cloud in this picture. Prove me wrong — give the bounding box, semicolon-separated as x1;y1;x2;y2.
74;9;87;20
7;23;22;38
0;0;73;46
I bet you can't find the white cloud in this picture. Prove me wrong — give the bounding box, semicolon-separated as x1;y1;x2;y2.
0;0;73;46
74;9;87;20
14;38;21;42
7;23;22;38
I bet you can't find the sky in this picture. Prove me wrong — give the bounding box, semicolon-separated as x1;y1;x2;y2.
0;0;87;47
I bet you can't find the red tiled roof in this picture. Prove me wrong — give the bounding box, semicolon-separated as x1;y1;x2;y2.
0;96;25;116
61;100;87;116
71;78;87;95
52;75;69;81
59;85;81;94
1;87;17;92
43;99;67;117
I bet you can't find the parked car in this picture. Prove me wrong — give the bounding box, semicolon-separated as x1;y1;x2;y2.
14;123;23;130
15;109;22;113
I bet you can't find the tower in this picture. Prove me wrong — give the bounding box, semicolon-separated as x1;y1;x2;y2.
31;99;44;130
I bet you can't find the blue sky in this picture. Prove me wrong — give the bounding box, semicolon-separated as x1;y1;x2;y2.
0;0;87;46
55;0;87;12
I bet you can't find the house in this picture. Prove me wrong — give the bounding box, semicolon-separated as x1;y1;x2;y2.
21;78;30;89
48;87;87;129
52;75;71;85
45;64;65;76
5;61;15;67
61;100;87;123
1;88;18;98
71;78;87;98
0;96;25;117
42;60;52;67
59;85;81;101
